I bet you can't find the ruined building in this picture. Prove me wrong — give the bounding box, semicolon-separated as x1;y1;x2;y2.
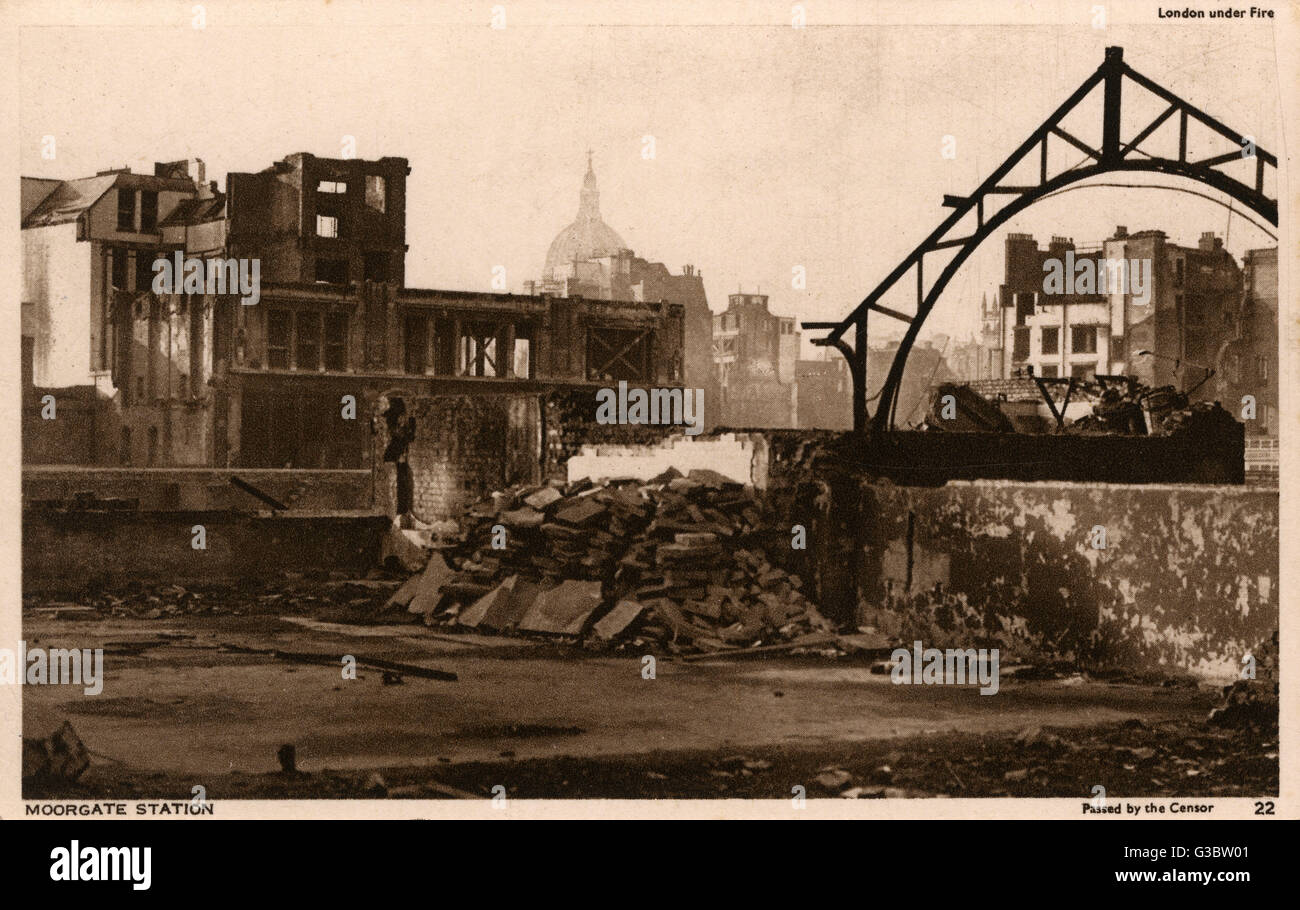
22;153;685;468
795;354;852;430
1216;247;1278;438
996;227;1244;398
711;292;799;427
22;159;218;465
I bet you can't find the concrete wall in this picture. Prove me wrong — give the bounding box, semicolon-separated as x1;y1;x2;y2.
848;481;1277;680
23;467;373;511
22;389;122;466
23;511;388;593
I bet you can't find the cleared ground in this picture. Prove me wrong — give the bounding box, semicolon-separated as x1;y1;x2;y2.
21;612;1276;799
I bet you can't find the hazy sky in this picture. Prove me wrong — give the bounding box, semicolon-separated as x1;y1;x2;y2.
18;2;1282;353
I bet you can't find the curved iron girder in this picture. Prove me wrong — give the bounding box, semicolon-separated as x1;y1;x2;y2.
870;157;1278;434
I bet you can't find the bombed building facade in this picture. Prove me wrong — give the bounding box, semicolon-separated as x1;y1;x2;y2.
997;228;1244;395
22;153;685;469
1217;246;1278;437
711;292;800;427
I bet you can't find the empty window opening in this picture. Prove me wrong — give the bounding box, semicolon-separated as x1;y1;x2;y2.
325;313;349;371
267;310;292;369
366;175;387;212
117;190;136;231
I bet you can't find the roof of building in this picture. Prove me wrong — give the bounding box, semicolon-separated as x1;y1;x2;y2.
21;174;118;227
543;154;627;280
158;193;227;227
22;170;200;229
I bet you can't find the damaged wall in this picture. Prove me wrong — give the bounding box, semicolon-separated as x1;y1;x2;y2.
373;394;541;519
565;433;759;485
851;481;1277;679
374;389;689;520
554;430;1275;678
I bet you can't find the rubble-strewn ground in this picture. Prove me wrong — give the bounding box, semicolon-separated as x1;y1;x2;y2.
33;717;1274;800
22;589;1277;800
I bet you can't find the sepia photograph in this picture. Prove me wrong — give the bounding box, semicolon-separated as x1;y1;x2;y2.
3;0;1290;837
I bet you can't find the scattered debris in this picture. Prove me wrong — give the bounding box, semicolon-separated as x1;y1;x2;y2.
1208;679;1278;729
220;643;457;682
23;722;90;784
380;520;430;573
814;767;852;792
230;475;290;511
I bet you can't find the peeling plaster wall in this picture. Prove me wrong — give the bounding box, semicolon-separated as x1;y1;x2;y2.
855;481;1277;680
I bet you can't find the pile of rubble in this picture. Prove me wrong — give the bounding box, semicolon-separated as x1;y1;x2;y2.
1208;629;1279;729
386;468;833;654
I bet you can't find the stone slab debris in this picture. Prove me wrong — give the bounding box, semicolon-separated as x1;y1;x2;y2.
407;553;455;619
388;471;836;654
518;580;602;635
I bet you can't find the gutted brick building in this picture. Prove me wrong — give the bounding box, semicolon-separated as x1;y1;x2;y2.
22;151;686;470
222;282;683;468
997;227;1244;398
225;152;410;286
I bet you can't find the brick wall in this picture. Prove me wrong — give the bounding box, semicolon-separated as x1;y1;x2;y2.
965;377;1043;403
543;388;680;474
373;394;541;519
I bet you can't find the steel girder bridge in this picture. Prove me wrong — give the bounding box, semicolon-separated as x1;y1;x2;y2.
803;47;1278;434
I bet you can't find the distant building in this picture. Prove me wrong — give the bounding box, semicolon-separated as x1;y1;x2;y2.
1216;246;1277;437
523;154;715;420
712;292;799;427
867;338;956;428
998;227;1242;400
977;292;1004;380
796;354;852;429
